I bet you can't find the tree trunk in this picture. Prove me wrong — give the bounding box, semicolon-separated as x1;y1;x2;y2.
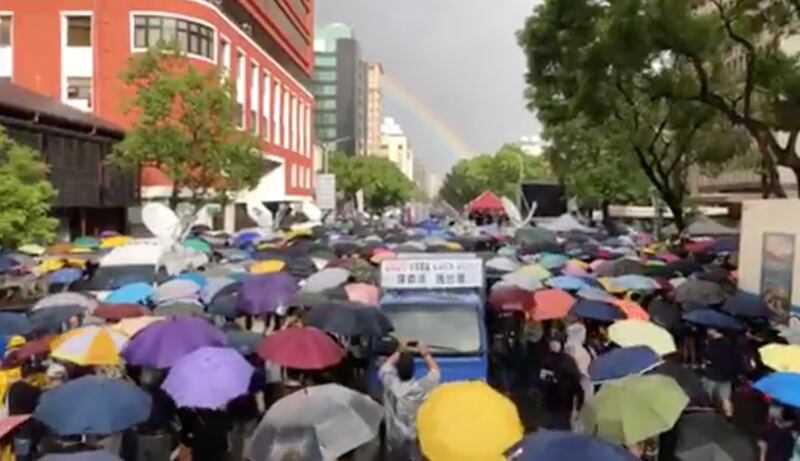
169;185;181;211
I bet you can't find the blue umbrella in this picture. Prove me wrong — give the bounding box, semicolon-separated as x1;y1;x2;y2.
754;373;800;408
683;309;744;330
0;255;20;273
46;268;83;286
234;231;262;247
218;248;250;262
572;300;624;322
208;293;238;318
609;275;660;292
538;253;569;270
548;275;590;291
709;237;738;254
577;286;616;302
0;312;32;336
34;376;152;435
28;304;86;333
41;452;122;461
506;431;639;461
589;346;662;382
105;282;154;305
174;272;208;288
722;292;770;318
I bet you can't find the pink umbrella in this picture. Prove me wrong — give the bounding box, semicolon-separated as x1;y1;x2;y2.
0;415;30;439
257;327;345;370
589;259;607;272
345;283;379;306
562;263;588;276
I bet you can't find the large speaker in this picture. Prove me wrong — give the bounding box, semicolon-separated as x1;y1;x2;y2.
520;182;567;218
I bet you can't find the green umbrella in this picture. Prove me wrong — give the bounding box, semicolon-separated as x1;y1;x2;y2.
514;227;557;245
184;238;212;254
581;375;688;446
73;237;100;249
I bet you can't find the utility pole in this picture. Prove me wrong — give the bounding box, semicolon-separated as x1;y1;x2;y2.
322;136;351;173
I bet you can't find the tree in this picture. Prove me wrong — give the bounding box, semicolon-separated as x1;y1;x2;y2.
329;154;414;213
0;127;58;246
439;144;553;209
112;42;264;211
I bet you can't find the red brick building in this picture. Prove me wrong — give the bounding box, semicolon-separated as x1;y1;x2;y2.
0;0;315;219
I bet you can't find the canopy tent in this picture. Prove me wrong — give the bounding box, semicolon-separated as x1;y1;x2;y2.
467;191;506;214
664;215;738;236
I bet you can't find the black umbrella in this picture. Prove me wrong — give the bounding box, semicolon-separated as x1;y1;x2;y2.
594;259;648;277
303;301;393;337
284;255;318;279
664;260;704;277
28;304;86;333
207;292;238;318
722;292;771;318
673;280;727;306
647;361;711;409
519;241;563;255
672;411;758;461
647;299;682;331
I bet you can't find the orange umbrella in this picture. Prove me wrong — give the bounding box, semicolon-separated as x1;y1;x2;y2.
344;283;379;306
532;289;576;321
611;299;650;321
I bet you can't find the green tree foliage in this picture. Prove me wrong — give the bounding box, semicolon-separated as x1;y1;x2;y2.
329;154;414;212
0;128;58;246
112;42;264;210
439;144;553;209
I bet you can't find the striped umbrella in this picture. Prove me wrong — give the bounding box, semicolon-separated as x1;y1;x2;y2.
51;326;129;366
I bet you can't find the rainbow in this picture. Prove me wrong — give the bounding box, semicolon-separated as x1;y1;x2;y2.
382;75;474;160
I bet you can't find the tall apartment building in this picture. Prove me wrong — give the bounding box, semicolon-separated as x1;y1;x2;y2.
0;0;317;229
380;116;413;180
313;23;364;155
364;61;383;155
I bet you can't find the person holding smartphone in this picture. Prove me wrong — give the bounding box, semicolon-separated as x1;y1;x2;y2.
379;341;441;461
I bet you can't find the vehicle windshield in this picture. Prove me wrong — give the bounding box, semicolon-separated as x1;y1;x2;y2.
80;265;156;291
383;304;482;355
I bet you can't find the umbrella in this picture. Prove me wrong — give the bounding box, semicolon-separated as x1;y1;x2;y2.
683;309;744;330
303;301;392;337
184;238;212;255
647;361;712;408
174;272;208;287
111;316;165;337
73;236;100;249
673;279;727;306
28;304;86;333
577;286;617;302
200;277;238;304
532;289;576;321
93;303;147;321
489;286;535;313
40;452;123;461
100;236;132;249
647;299;682;331
250;260;286;275
759;344;800;373
344;283;379;306
486;256;520;274
608;320;676;356
225;330;263;355
247;384;383;461
0;415;31;440
257;327;344;370
417;381;524;461
162;346;254;409
0;312;31;336
208;292;239;318
153;300;205;317
581;375;688;445
34;376;150;435
589;346;662;382
105;282;154;305
673;411;758;461
754;373;800;408
50;326;128;366
537;253;569;270
237;273;297;315
46;268;83;286
33;292;96;311
122;317;227;368
302;268;351;293
2;335;55;368
505;431;639;461
547;275;590;291
722;292;770;318
572;300;625;323
515;227;557;245
515;264;552;281
499;272;544;292
594;259;647;277
153;279;201;305
18;244;45;256
607;275;661;292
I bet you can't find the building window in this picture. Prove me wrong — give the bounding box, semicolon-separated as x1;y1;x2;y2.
250;63;259;135
314;54;336;67
132;15;214;60
290;164;297;187
262;73;271;140
273;83;282;145
305;109;311;159
317;113;336;124
66;16;91;47
66;77;92;107
0;16;11;47
291;97;298;152
219;39;230;76
315;70;336;82
283;91;290;149
298;105;305;156
236;52;245;129
315;99;335;110
315;84;336;96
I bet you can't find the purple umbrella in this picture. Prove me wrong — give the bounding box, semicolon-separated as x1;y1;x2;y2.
121;317;227;368
237;273;297;315
162;347;254;409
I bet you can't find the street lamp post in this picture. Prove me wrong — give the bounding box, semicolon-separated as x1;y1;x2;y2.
322;136;352;173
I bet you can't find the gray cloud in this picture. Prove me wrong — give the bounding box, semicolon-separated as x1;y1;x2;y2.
315;0;543;174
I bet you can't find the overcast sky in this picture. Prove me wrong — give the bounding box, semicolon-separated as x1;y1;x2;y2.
315;0;543;175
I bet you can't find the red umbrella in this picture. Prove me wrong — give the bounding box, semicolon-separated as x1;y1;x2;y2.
2;335;56;367
345;283;379;306
532;289;576;321
257;327;345;370
93;303;148;321
488;286;535;312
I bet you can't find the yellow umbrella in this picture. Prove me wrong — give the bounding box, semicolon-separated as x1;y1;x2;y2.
250;260;286;274
18;244;45;256
760;344;800;373
417;381;523;461
515;264;551;281
112;316;166;337
443;242;463;251
608;319;676;356
567;259;589;269
33;259;66;275
100;235;133;249
69;247;94;254
256;242;278;250
285;228;312;241
51;326;128;366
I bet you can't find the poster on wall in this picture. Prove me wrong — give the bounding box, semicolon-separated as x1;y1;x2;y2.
761;232;795;314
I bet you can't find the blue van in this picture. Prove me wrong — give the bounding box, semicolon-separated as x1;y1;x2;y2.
368;253;488;391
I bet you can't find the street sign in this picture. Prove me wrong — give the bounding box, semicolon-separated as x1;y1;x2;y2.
381;255;484;290
315;174;336;210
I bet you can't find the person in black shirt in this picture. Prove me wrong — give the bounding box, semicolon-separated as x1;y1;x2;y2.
760;406;799;461
702;328;739;417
